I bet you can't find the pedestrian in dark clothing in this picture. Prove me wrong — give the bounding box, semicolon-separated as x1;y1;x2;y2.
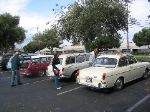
52;53;61;90
10;50;22;87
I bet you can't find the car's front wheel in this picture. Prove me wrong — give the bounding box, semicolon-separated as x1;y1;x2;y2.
70;71;77;82
39;70;46;77
142;69;149;79
114;78;124;91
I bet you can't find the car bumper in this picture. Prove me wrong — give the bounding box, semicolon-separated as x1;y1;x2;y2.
77;78;108;89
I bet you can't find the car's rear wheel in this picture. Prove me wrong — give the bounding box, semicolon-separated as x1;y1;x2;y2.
70;71;77;82
142;69;149;79
39;70;46;77
114;78;124;91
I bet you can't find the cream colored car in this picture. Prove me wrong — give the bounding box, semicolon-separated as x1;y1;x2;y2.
46;53;90;80
77;54;150;90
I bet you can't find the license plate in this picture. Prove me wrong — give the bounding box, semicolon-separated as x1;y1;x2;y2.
86;77;92;83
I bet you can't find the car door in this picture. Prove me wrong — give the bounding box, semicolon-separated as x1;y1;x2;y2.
118;56;133;83
83;53;90;68
76;55;86;70
127;56;143;80
64;56;76;76
30;58;40;75
40;57;49;70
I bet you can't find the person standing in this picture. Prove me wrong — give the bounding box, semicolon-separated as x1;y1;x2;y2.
52;53;61;90
10;50;22;87
89;48;98;66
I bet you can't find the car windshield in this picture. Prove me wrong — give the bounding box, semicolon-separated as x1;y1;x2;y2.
94;57;117;68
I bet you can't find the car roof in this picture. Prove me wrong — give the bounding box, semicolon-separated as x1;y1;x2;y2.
30;55;53;59
59;53;89;58
97;53;132;60
37;55;53;58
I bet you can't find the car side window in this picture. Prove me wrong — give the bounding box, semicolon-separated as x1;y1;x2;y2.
76;55;85;63
118;57;128;67
128;56;137;64
66;56;75;65
32;58;40;63
85;54;90;61
41;57;47;62
47;57;52;62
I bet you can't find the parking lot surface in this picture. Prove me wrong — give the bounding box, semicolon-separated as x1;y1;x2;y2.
0;70;150;112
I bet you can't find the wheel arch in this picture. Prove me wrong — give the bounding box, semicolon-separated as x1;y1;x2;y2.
113;76;124;86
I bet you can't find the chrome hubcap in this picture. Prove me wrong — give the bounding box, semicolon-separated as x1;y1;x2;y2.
116;79;123;89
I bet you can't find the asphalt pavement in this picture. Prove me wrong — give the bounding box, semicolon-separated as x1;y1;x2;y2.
0;70;150;112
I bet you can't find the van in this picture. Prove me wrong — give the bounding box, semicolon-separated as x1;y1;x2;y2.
20;55;53;76
46;53;90;80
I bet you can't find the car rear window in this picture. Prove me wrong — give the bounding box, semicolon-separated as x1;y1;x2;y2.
66;56;75;65
94;57;117;68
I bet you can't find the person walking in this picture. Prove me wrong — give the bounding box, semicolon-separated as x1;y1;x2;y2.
89;48;98;66
52;53;61;90
10;50;22;87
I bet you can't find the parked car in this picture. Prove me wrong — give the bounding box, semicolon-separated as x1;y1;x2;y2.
46;53;90;80
1;53;13;70
77;53;150;90
19;55;53;77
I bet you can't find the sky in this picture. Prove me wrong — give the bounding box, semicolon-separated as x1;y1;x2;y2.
0;0;149;48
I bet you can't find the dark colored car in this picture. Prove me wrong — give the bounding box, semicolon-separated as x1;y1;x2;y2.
1;53;13;70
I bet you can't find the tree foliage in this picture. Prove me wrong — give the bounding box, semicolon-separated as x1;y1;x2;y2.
0;13;26;52
23;26;61;52
58;0;128;50
133;28;150;48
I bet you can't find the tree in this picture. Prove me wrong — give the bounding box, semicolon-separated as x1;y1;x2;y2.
133;28;150;48
23;41;41;53
0;13;26;52
23;26;61;52
42;26;61;50
58;0;128;50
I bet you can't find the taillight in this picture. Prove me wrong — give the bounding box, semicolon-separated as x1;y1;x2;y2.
76;69;80;76
102;73;106;80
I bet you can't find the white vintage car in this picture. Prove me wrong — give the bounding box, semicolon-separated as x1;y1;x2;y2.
46;53;90;80
77;53;150;90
